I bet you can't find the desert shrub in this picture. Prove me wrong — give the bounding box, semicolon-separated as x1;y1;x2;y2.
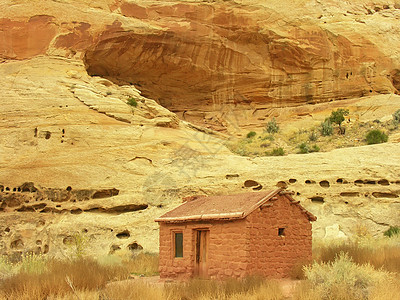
384;226;400;238
393;109;400;124
246;131;256;138
308;131;318;142
261;134;275;141
298;143;309;154
265;118;279;134
269;147;285;156
366;129;388;145
329;108;349;126
64;233;89;259
304;252;391;300
19;253;47;275
0;256;17;279
320;119;333;136
127;97;138;107
298;143;319;154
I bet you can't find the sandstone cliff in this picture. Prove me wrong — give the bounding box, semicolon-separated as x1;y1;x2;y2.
1;0;400;258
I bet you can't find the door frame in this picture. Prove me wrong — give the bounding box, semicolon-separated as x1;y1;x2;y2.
194;228;210;278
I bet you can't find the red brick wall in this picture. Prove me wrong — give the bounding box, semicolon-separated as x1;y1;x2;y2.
246;194;312;278
159;219;250;279
158;194;312;279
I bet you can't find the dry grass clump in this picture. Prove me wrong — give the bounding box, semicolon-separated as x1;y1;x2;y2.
165;277;283;300
101;281;164;300
0;258;128;299
313;240;400;273
123;252;159;276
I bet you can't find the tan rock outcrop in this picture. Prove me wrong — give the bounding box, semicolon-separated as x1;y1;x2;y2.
1;1;400;258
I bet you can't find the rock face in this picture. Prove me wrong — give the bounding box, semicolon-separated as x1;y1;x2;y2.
1;0;400;258
84;1;398;119
2;0;400;132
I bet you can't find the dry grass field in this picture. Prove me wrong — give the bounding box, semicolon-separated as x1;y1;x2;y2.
0;236;399;299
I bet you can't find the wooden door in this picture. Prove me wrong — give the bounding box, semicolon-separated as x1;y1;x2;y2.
194;230;209;277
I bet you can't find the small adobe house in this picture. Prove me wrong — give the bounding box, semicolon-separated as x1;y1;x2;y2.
155;189;316;279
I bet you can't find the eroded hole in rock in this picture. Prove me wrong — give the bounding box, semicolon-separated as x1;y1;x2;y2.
20;182;37;193
71;208;83;215
82;228;88;233
66;186;72;191
289;179;297;184
16;205;35;212
44;131;51;139
372;192;398;198
5;227;10;232
243;180;260;188
32;203;47;210
13;188;16;192
253;185;263;191
109;244;121;254
128;242;143;251
91;188;119;199
340;192;360;197
319;180;330;188
5;187;10;191
365;180;376;185
344;201;349;204
305;180;316;184
157;204;163;208
378;179;390;186
116;230;130;239
310;196;324;203
36;240;42;245
43;244;49;254
10;239;24;249
336;178;344;184
225;174;239;179
296;192;301;196
63;236;74;245
354;180;364;185
276;181;287;189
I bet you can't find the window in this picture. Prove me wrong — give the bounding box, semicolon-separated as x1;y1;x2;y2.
278;228;285;237
174;232;183;258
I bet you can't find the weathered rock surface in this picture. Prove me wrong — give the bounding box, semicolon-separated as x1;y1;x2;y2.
1;0;400;258
2;0;400;132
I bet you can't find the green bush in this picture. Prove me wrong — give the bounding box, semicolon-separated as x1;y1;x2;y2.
329;109;349;126
320;119;333;136
384;226;400;237
261;134;275;141
246;131;256;139
265;118;279;134
366;130;388;145
393;109;400;124
311;144;320;152
269;147;285;156
304;252;391;300
298;142;309;154
127;97;138;107
298;143;319;154
309;131;318;142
